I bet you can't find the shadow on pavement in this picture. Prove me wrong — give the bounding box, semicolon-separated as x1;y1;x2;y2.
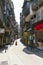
0;41;14;53
23;47;33;54
0;45;8;53
33;49;43;58
23;47;43;58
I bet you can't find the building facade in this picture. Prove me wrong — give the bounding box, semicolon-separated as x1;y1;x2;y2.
0;0;17;46
20;0;31;45
20;0;43;49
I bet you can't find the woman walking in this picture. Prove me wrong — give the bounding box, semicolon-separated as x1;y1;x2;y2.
29;35;34;50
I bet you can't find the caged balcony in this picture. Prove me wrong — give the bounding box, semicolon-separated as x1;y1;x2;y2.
32;0;43;11
31;7;43;25
22;1;30;16
0;7;3;22
32;0;39;11
10;2;14;9
31;15;37;24
1;0;7;15
36;7;43;21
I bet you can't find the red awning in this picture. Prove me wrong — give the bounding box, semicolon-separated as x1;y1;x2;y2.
35;22;43;31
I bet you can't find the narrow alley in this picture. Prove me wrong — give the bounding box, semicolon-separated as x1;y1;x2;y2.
0;0;43;65
0;39;43;65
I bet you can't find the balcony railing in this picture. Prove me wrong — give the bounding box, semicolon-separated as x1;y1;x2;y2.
32;0;38;11
20;19;25;27
31;7;43;24
31;17;37;24
10;2;14;9
0;7;3;21
23;1;30;16
32;0;43;11
36;6;43;21
23;7;30;16
2;0;5;6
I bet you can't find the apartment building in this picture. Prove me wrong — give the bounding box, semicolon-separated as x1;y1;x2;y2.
0;0;17;46
20;0;43;49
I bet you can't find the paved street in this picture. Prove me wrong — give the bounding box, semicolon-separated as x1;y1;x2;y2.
0;39;43;65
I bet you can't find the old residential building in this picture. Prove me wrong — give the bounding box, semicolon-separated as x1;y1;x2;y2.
0;0;17;46
20;0;43;49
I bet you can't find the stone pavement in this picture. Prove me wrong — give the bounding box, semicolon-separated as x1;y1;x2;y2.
0;51;8;65
0;39;25;65
7;39;43;65
0;39;43;65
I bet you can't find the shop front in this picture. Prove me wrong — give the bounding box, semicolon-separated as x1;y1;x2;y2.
0;28;5;46
0;28;10;46
34;21;43;50
5;29;10;44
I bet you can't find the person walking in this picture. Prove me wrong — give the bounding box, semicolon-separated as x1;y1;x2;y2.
15;41;17;46
5;49;6;53
29;35;34;50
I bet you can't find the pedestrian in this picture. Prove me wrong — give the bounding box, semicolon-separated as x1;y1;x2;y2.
5;49;6;53
29;35;34;50
15;41;17;46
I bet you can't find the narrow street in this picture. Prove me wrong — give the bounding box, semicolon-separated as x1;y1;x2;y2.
0;39;43;65
0;0;43;65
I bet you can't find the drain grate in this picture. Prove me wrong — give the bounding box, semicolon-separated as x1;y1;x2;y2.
0;61;8;65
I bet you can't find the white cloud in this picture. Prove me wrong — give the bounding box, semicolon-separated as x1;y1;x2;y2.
12;0;24;24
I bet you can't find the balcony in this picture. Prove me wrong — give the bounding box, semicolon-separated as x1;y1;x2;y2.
4;5;12;17
0;0;2;5
0;7;3;22
31;7;43;25
36;7;43;21
1;0;6;14
2;0;5;6
24;0;31;2
32;0;43;11
23;2;30;16
23;7;30;16
32;0;38;11
25;14;32;22
3;6;6;14
31;17;37;24
10;2;14;9
7;4;11;12
20;17;25;27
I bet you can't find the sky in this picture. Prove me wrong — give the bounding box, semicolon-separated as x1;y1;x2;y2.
12;0;24;25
